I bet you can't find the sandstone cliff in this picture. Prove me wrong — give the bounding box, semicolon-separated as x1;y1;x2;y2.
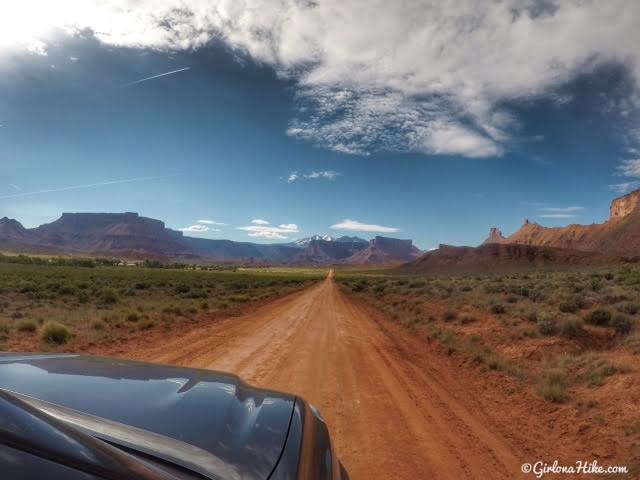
496;190;640;255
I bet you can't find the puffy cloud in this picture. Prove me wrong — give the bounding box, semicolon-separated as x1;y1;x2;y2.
287;172;299;183
238;221;299;240
4;1;640;157
330;219;399;233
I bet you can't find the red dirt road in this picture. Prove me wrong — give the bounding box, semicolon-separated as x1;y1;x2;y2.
130;272;527;479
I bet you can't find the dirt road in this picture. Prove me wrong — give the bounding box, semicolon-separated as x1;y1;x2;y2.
131;272;526;479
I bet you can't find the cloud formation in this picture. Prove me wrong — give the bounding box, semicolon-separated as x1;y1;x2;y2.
197;219;227;226
538;214;578;219
238;220;299;240
180;224;214;233
330;219;399;233
536;205;583;219
538;206;584;213
609;181;640;194
287;170;339;183
3;1;640;158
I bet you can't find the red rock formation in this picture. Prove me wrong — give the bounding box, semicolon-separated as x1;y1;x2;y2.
482;227;506;245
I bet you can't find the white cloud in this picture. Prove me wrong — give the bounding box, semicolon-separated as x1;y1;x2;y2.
238;221;299;240
609;181;640;194
538;214;578;219
305;170;338;180
287;170;339;183
197;219;227;226
538;206;584;213
3;1;640;158
179;224;210;233
330;219;399;233
617;159;640;178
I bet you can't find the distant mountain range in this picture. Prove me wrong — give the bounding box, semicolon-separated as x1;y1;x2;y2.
0;212;422;265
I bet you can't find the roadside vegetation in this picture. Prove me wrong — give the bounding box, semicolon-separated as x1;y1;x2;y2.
336;266;640;470
0;255;324;352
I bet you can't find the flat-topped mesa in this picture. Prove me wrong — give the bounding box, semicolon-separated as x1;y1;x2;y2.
610;189;640;220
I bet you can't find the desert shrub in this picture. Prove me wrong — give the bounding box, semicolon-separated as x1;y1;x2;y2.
584;308;611;326
174;284;191;294
585;360;618;386
16;319;37;332
490;304;506;315
618;302;640;315
0;320;9;340
91;319;105;330
611;314;634;335
442;310;458;322
460;315;477;325
506;295;519;304
559;318;585;338
125;312;140;322
99;288;118;304
539;368;568;403
138;318;155;330
537;316;558;336
42;321;71;345
625;333;640;354
559;296;585;313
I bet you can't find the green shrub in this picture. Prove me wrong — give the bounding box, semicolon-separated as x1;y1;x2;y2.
99;289;118;304
584;308;611;326
490;304;506;314
559;296;585;313
0;320;9;340
618;302;640;315
539;368;568;403
91;319;105;330
559;318;585;338
611;314;633;335
42;321;71;345
442;310;458;322
537;316;558;336
460;315;477;325
17;319;38;332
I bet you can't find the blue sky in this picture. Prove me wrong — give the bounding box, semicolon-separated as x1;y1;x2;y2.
1;2;640;250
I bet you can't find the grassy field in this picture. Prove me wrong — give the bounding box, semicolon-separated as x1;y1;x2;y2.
0;258;326;352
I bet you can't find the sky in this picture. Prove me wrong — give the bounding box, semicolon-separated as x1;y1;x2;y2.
1;1;640;250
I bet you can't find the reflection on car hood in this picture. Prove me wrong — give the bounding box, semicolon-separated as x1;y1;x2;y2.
0;353;295;480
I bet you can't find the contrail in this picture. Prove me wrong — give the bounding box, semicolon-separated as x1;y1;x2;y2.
0;174;182;200
122;67;191;87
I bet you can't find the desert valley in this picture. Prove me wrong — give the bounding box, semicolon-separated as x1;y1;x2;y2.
2;189;640;478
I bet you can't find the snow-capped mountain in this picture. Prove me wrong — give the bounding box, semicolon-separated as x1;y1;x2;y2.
292;234;336;246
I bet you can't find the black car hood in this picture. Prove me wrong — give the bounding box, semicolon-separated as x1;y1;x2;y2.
0;354;295;480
